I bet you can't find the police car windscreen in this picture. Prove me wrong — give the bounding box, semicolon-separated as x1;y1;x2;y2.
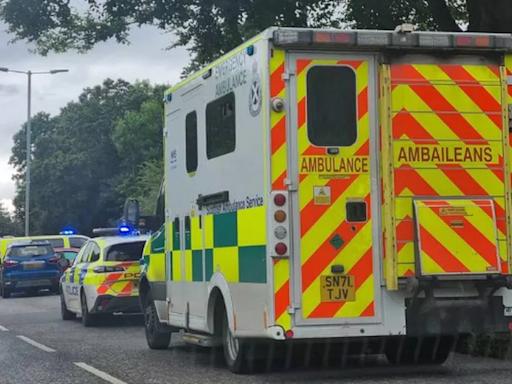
7;245;54;258
106;242;145;262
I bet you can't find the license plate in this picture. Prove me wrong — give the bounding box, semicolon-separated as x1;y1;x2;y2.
23;262;43;270
320;275;356;302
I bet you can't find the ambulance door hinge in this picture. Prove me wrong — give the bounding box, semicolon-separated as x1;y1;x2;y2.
282;68;296;82
287;302;301;314
165;208;171;219
163;127;169;137
284;178;297;192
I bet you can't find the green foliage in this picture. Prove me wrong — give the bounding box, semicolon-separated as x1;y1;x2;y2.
9;79;167;235
0;203;22;237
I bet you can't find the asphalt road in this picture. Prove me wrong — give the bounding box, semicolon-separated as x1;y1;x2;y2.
2;292;512;384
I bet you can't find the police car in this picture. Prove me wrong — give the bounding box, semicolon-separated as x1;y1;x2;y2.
59;227;147;326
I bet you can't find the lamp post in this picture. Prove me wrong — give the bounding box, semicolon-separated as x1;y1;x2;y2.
0;67;69;236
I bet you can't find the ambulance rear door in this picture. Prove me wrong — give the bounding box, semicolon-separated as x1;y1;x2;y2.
287;52;383;326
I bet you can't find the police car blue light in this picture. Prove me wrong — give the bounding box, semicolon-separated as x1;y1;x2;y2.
119;225;131;234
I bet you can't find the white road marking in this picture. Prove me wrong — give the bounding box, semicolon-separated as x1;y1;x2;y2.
74;363;128;384
0;325;8;331
16;335;56;352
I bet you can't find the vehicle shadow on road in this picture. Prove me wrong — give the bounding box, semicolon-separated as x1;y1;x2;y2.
90;314;144;328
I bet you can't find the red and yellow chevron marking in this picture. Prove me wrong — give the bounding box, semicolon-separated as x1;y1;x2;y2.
95;261;140;297
415;200;501;275
293;59;375;320
390;63;508;276
270;49;292;330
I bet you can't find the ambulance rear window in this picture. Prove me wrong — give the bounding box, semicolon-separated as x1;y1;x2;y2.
307;66;357;147
206;92;236;159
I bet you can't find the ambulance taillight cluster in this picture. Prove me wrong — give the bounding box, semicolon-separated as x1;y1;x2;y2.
270;191;290;258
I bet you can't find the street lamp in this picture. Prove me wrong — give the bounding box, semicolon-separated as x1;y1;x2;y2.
0;67;69;236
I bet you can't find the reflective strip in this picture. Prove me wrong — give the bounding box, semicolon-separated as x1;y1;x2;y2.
294;59;374;320
390;63;507;276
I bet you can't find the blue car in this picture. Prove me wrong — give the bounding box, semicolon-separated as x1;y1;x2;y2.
0;241;64;298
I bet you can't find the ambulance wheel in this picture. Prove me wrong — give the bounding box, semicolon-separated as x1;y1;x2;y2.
61;291;76;321
81;291;96;327
144;292;171;350
222;314;248;374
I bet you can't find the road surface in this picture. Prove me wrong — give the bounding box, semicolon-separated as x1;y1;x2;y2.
1;292;512;384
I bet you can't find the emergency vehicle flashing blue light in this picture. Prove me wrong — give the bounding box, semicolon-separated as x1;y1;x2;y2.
60;230;75;235
247;45;255;56
166;93;172;102
119;225;131;234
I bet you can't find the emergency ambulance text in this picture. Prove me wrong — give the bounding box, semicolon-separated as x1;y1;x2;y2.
396;145;495;164
300;156;369;174
214;51;248;98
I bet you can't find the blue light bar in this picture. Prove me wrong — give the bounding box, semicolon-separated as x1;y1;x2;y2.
119;225;131;234
60;230;75;235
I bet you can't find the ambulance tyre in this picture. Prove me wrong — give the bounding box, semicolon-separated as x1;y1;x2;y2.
144;292;171;350
222;314;248;374
81;291;96;327
60;291;76;321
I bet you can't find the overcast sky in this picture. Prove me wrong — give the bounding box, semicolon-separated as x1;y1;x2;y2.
0;25;189;212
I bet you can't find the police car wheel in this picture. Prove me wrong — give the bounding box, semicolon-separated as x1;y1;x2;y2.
81;291;96;327
1;285;10;299
222;314;249;373
144;292;171;349
60;291;76;320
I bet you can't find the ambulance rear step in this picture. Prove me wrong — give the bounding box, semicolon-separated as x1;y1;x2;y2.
177;331;222;347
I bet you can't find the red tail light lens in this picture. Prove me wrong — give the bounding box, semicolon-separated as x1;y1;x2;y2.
4;259;19;267
275;243;288;256
274;193;286;207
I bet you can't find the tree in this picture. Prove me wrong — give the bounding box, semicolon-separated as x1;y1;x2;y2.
0;203;22;237
0;0;340;75
9;79;167;235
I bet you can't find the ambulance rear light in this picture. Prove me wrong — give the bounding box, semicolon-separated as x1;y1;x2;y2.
275;243;288;256
274;226;287;240
93;266;125;274
454;35;494;48
270;191;290;259
273;29;512;51
274;210;287;223
274;194;286;207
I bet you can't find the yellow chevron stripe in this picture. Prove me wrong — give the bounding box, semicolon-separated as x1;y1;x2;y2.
302;222;372;318
336;275;374;318
418;205;491;272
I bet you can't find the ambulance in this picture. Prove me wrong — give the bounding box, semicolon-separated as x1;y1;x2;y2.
135;25;512;372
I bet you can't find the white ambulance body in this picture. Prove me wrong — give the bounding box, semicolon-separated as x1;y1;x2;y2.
139;26;512;372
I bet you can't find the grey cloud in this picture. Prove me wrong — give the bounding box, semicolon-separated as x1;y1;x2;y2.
0;24;190;204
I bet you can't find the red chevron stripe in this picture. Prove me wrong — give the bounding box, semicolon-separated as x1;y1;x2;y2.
308;248;373;318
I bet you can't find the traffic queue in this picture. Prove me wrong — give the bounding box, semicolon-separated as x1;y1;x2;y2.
0;227;147;329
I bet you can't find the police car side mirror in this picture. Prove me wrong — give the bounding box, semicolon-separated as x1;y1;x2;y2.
58;258;70;268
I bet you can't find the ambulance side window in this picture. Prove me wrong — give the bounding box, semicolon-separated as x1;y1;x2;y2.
206;92;236;159
186;111;198;174
307;66;357;147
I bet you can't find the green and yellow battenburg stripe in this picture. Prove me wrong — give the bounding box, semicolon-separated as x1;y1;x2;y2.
164;206;267;284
